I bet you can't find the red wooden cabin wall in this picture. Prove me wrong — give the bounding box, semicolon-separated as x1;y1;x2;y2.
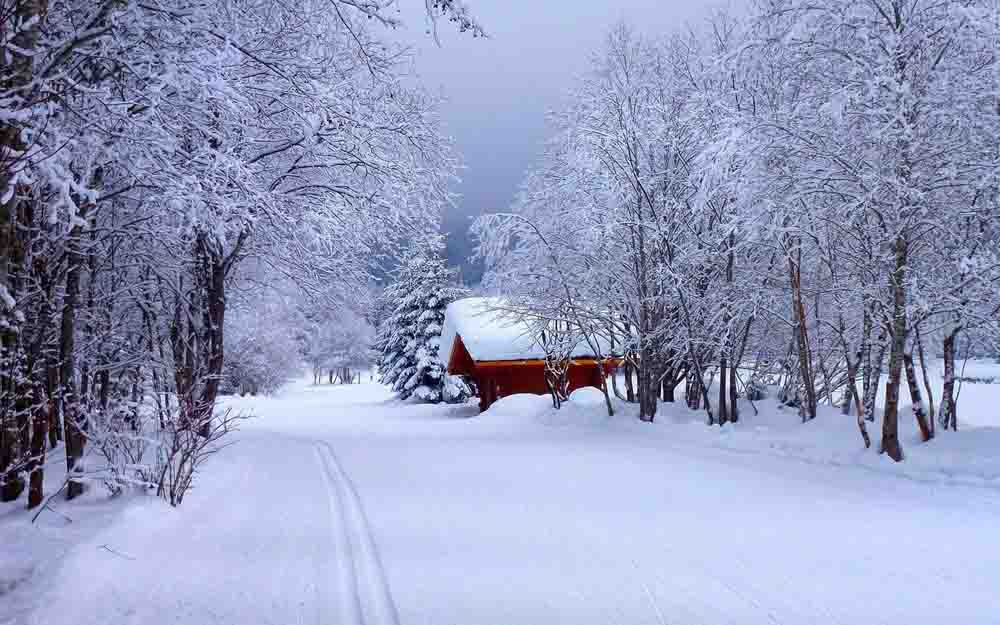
475;362;609;412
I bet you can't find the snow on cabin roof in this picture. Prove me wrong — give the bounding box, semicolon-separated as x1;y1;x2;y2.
439;297;610;365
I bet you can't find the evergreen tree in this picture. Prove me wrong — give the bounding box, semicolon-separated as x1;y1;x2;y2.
375;238;473;403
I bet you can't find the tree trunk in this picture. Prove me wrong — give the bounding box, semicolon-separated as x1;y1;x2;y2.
718;357;729;425
661;381;675;403
3;376;32;501
686;366;701;410
788;240;817;421
860;308;873;420
623;360;636;403
722;241;740;423
98;369;111;412
863;331;887;423
597;361;614;418
941;329;959;431
637;346;656;422
0;0;47;503
0;0;46;300
661;370;677;403
729;361;739;423
194;238;226;437
46;364;60;448
61;220;86;499
845;353;870;448
0;417;24;501
26;385;48;509
914;325;934;436
903;345;932;442
880;236;907;462
610;365;625;401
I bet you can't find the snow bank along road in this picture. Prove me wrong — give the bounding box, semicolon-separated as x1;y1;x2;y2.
17;380;1000;625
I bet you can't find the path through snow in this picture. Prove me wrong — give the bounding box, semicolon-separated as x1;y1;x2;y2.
13;379;1000;625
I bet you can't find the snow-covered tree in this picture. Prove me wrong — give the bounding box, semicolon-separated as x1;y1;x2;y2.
0;0;479;507
376;237;471;403
475;1;1000;463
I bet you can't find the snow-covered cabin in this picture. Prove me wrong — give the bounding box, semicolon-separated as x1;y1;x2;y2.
439;298;620;411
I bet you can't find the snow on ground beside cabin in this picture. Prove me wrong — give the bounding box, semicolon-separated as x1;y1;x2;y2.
3;368;1000;625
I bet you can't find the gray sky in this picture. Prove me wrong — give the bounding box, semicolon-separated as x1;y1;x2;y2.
389;1;709;281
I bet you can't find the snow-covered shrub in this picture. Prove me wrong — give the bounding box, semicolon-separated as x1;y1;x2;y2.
442;374;474;403
84;392;247;505
154;408;247;506
91;406;152;495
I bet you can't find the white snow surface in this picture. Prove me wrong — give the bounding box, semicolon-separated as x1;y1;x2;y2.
4;368;1000;625
438;297;608;364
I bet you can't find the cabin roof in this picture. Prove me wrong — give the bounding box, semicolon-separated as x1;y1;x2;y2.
439;297;613;366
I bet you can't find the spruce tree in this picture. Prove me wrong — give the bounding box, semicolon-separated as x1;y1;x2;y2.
375;238;472;403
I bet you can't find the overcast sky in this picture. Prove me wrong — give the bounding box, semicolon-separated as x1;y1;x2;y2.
388;1;711;280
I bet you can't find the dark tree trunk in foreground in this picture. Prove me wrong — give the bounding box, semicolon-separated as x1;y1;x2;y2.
729;362;739;423
660;366;681;403
0;419;24;501
880;237;907;462
61;222;86;499
27;386;48;509
0;0;48;504
717;357;729;425
623;360;635;403
637;346;656;422
196;245;226;437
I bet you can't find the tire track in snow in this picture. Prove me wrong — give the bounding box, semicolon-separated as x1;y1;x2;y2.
316;441;402;625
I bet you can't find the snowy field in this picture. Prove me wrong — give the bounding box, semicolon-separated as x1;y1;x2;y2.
4;364;1000;625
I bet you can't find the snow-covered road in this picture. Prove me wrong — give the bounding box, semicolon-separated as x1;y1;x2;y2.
20;380;1000;625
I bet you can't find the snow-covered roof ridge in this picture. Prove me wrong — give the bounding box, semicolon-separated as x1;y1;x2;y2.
439;297;610;364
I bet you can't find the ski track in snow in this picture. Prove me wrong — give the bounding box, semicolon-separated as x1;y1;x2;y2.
315;440;401;625
6;377;1000;625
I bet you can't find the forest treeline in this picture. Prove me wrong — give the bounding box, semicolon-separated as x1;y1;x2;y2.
0;0;477;507
476;1;1000;460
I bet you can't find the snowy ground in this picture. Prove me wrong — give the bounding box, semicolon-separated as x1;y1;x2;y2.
4;365;1000;625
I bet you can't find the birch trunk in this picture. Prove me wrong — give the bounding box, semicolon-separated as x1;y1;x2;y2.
914;325;935;435
902;344;932;442
940;330;959;431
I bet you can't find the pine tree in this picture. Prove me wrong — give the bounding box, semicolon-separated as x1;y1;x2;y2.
375;238;472;403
